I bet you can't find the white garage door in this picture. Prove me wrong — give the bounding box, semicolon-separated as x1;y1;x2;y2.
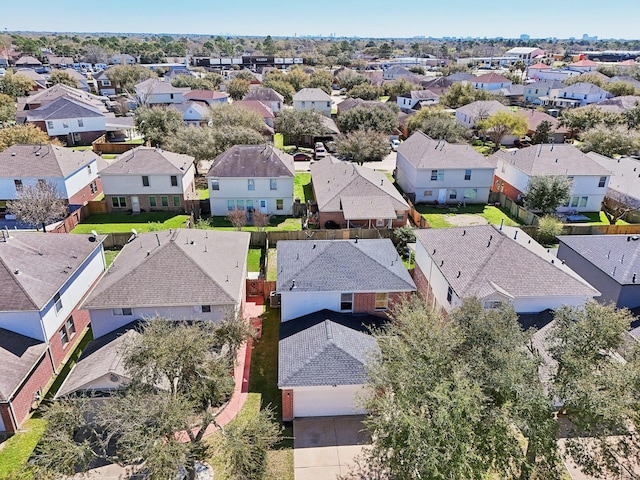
294;385;367;418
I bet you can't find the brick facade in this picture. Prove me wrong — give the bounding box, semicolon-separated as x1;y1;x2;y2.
353;292;406;316
68;177;103;206
47;308;91;370
491;175;524;202
413;264;447;315
282;389;294;422
107;193;189;213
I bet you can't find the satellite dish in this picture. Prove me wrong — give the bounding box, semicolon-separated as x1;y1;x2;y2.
131;228;138;236
91;230;98;237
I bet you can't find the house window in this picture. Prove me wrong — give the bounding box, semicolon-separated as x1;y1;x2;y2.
447;286;453;303
340;293;353;312
170;175;178;187
112;196;127;208
396;211;404;220
102;80;110;86
246;200;254;212
248;179;255;191
227;200;235;211
431;170;438;181
598;176;606;188
112;308;133;316
66;317;76;336
59;327;69;347
172;196;180;207
142;175;150;187
578;196;588;208
47;121;53;129
211;179;220;190
270;178;277;190
483;301;503;309
449;189;458;200
276;199;284;210
201;305;211;313
463;188;478;199
62;122;69;129
423;190;433;197
89;181;96;194
77;119;84;127
375;293;389;310
301;101;306;107
161;196;168;207
54;292;63;314
464;169;472;181
237;199;245;210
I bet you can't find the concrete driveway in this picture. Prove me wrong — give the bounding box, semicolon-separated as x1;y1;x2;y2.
293;415;370;480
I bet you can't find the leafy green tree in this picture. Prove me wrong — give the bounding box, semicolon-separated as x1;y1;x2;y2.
49;70;79;88
105;64;156;93
604;81;637;97
207;103;265;133
623;103;640;129
347;83;382;100
406;107;471;142
579;124;640;157
334;128;389;165
0;93;16;125
559;106;624;136
477;111;528;150
531;120;554;144
335;70;370;91
524;175;573;214
0;72;36;99
273;109;327;148
262;35;277;55
384;78;419;97
171;75;218;91
563;73;607;88
408;66;425;75
0;124;56;151
378;42;393;57
439;83;502;108
262;79;296;104
536;215;564;244
307;70;333;94
226;78;251;101
134;106;184;147
337;105;397;134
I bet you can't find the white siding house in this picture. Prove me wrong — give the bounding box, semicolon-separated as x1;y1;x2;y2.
292;88;332;117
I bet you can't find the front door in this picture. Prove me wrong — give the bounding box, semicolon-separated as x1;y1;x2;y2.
259;200;267;213
131;196;140;214
438;189;447;204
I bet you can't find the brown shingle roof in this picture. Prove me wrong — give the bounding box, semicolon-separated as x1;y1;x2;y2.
0;144;100;179
0;328;47;401
206;145;294;178
100;147;194;176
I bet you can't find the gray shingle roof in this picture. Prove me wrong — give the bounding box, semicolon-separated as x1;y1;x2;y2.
557;235;640;285
244;87;284;103
276;239;416;293
310;157;408;218
278;310;381;388
587;153;640;202
135;78;190;95
206;145;294;178
415;225;599;300
455;100;511;119
293;88;332;102
559;82;609;96
0;232;105;311
100;147;194;176
83;229;250;309
492;144;611;177
26;96;105;121
22;84;109;111
0;328;47;401
0;144;99;179
397;131;495;170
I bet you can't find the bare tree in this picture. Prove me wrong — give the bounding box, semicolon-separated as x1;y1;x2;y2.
227;208;247;230
7;180;68;232
602;191;640;224
252;210;270;231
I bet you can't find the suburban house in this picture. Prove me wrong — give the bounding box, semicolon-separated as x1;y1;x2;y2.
523;79;566;105
93;70;115;96
15;55;42;69
396;90;440;112
292;88;332;117
591;95;640;115
276;238;416;322
567;59;599;72
471;73;512;91
527;63;552;80
233;100;275;131
504;47;545;63
169;101;210;126
183;89;229;106
382;66;415;81
14;69;47;91
520;109;569;144
109;54;136;65
414;225;599;315
310;157;409;229
46;56;74;68
82;229;250;339
395;131;496;204
243;87;284;113
99;147;196;213
491;144;611;212
557;235;640;310
278;310;382;420
455;100;511;129
587;153;640;223
554;82;611;108
0;144;102;218
206;144;295;216
0;232;107;432
135;78;190;105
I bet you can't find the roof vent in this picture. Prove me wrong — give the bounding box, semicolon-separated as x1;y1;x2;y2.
35;152;40;156
14;269;19;275
633;273;637;283
440;260;444;267
290;279;296;290
11;152;15;156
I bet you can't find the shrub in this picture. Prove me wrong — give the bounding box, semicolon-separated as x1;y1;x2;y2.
536;215;563;244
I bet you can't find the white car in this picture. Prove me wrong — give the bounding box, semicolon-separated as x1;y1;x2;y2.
391;139;400;151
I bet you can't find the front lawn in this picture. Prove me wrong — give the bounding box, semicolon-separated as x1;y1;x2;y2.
247;248;262;272
294;173;313;203
71;213;189;234
416;205;521;229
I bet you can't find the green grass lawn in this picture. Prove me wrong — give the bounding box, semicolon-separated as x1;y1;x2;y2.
196;216;301;232
294;173;312;203
274;133;284;149
247;248;262;272
104;249;120;267
101;154;118;159
266;248;277;281
379;95;390;102
70;146;93;151
197;188;210;200
71;213;189;234
578;211;629;226
416;205;520;229
0;417;47;479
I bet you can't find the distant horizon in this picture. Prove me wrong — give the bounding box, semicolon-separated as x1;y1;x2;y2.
2;0;639;41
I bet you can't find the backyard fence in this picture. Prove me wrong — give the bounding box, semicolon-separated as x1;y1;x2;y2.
488;192;540;226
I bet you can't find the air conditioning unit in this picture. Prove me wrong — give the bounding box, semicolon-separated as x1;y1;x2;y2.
269;291;281;308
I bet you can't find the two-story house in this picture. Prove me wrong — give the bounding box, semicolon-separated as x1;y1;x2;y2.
554;82;611;108
523;79;565;105
0;232;106;432
94;70;115;96
567;59;599;72
243;87;284;113
206;145;295;216
135;78;190;105
491;144;612;212
395;131;496;204
455;100;511;129
0;145;102;218
99;147;196;213
471;72;512;91
292;88;332;117
82;229;250;339
183;89;229;106
396;90;440;112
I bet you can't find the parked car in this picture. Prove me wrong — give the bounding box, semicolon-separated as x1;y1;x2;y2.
293;152;312;161
391;139;400;151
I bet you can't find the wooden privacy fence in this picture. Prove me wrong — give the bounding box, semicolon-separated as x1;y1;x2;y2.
264;227;392;246
92;136;140;155
246;279;276;298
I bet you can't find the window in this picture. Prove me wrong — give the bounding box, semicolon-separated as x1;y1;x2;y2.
276;199;284;210
246;200;254;212
483;301;503;309
375;293;389;310
423;190;433;197
340;293;353;311
247;179;255;191
464;169;472;181
101;80;110;86
598;176;607;188
227;200;235;211
62;121;69;129
66;317;76;336
112;196;127;208
161;196;168;207
77;119;84;127
446;286;453;303
173;196;180;207
14;179;23;190
463;188;478;199
449;189;458;200
431;170;438;181
236;199;245;210
90;181;97;194
211;179;220;190
54;292;63;314
47;120;53;129
59;327;69;347
396;211;405;220
201;305;211;313
579;196;588;208
270;178;277;190
149;196;157;207
570;196;579;208
170;93;174;100
170;175;178;187
112;308;133;316
142;175;150;187
301;101;306;107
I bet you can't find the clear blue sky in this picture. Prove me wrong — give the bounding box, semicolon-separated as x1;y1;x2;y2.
3;0;639;39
